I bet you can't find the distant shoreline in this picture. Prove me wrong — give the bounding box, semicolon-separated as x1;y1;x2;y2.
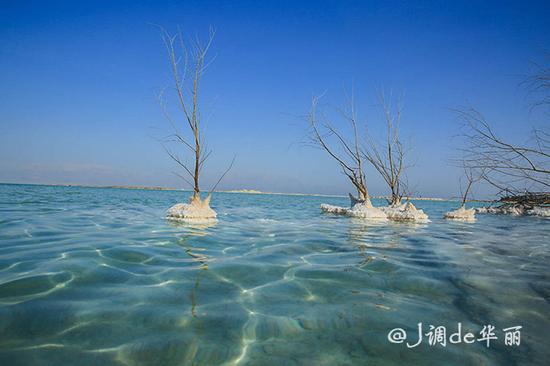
0;182;493;202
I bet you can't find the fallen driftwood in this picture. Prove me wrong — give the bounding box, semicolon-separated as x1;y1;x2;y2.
500;192;550;205
475;193;550;217
476;205;550;217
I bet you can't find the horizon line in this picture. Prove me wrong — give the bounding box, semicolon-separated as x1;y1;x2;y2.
0;181;490;202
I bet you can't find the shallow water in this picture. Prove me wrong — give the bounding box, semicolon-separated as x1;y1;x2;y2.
0;184;548;365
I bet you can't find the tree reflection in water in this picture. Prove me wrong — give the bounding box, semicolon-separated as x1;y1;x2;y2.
346;218;428;268
170;220;216;317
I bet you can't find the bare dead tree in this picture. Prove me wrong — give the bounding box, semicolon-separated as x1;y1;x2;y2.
456;58;550;197
363;93;408;206
307;95;371;204
456;107;550;195
158;27;230;203
457;164;485;207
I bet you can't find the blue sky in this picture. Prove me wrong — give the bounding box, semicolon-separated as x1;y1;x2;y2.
1;0;549;198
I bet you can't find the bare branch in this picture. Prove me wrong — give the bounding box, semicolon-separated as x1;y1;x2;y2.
208;155;236;195
523;55;550;110
362;91;408;205
306;94;370;202
173;171;194;188
158;27;216;199
455;106;550;195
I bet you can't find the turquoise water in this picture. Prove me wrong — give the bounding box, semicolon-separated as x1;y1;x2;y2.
0;184;548;365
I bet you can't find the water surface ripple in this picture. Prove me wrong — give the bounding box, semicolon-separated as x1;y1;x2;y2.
0;184;548;365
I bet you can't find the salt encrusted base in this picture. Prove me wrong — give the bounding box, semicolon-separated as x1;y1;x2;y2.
347;202;388;219
321;202;387;220
444;206;476;221
380;202;430;222
166;195;217;222
320;204;349;215
321;197;429;222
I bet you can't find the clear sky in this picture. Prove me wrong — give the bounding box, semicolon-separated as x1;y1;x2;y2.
1;0;549;198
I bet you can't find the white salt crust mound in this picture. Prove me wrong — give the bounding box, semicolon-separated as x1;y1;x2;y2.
348;202;388;219
321;197;429;222
321;202;387;220
380;202;430;222
476;206;523;216
527;206;550;217
166;195;217;222
320;204;348;215
444;206;476;221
